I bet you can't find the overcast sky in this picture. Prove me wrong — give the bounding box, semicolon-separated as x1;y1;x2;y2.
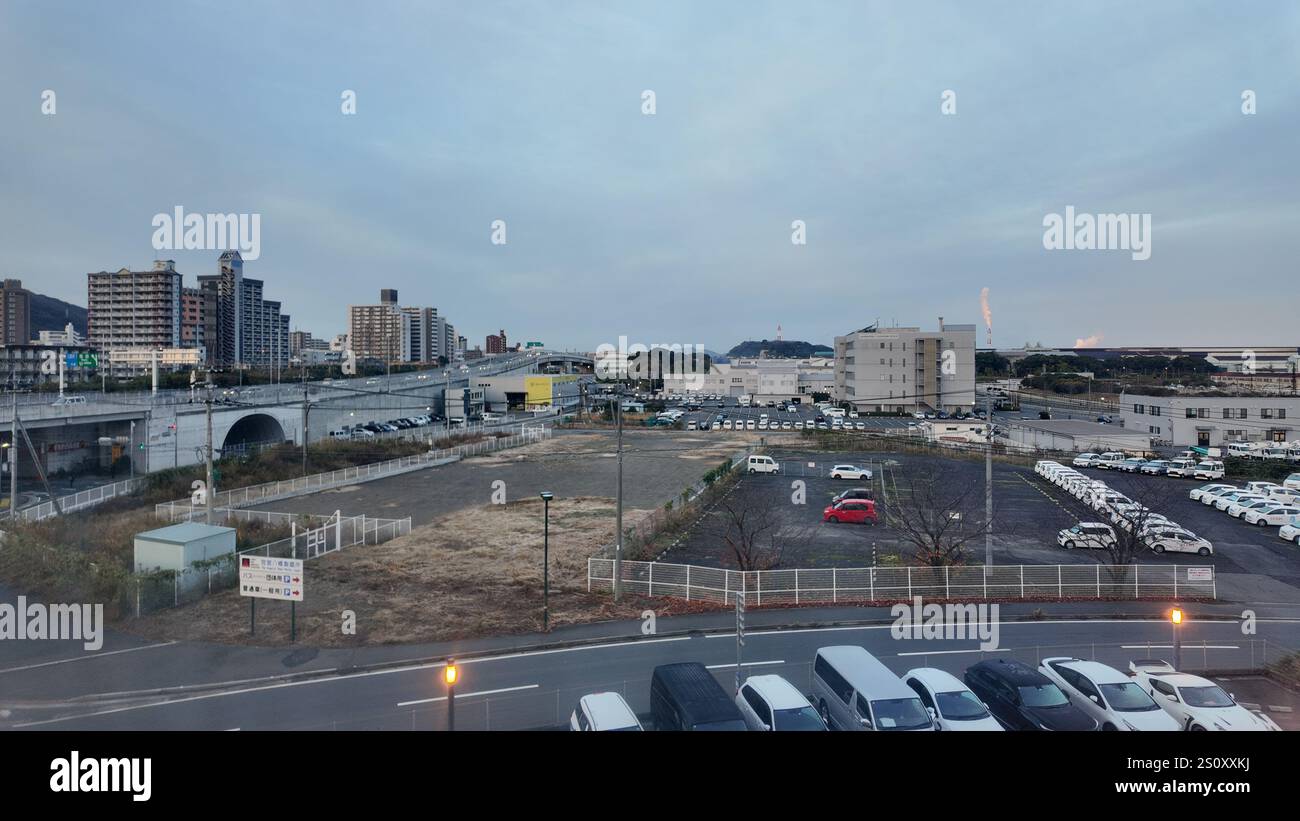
2;1;1297;352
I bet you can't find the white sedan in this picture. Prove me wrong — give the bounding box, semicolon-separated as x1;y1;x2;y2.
1280;524;1300;545
829;464;872;480
901;668;1003;731
1144;531;1213;556
1188;483;1234;503
1243;505;1300;527
1130;660;1281;731
1038;658;1180;731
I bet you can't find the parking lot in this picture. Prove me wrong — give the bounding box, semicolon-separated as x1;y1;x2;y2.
658;448;1300;595
644;395;923;433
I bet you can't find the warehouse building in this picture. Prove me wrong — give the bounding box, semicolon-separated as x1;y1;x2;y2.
1120;392;1298;447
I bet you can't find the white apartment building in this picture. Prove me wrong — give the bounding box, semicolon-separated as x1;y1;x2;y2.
834;321;976;414
1121;392;1298;447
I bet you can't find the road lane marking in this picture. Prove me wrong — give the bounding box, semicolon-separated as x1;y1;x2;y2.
705;660;783;670
897;648;1010;657
397;684;538;707
0;641;178;675
1120;645;1239;650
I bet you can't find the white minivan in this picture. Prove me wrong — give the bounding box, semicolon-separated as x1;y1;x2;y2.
746;455;779;474
811;646;935;732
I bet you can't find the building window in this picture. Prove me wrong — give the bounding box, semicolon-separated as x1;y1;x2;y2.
1262;409;1274;419
1279;409;1287;419
1222;408;1232;420
1150;406;1161;417
1134;404;1145;414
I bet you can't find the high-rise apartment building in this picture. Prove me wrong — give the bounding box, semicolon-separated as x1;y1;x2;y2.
197;251;289;369
0;279;32;346
834;320;976;414
348;289;451;364
486;329;508;354
87;261;183;353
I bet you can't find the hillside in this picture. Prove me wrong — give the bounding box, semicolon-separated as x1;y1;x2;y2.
725;339;830;359
32;292;87;337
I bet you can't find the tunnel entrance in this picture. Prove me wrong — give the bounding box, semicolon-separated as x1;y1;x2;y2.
221;413;288;456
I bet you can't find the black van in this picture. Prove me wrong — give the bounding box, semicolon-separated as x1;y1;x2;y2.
650;663;748;731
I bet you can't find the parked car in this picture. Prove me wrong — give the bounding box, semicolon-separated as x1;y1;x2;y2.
1213;490;1266;512
811;646;934;731
901;668;1003;731
1198;485;1241;506
570;692;643;731
1165;458;1199;478
1227;498;1279;519
832;487;874;504
1279;523;1300;545
746;455;779;474
649;663;748;731
1129;660;1281;731
1144;531;1213;556
1243;505;1300;527
1192;460;1225;481
1038;658;1180;731
1189;483;1234;503
963;659;1099;731
1095;452;1126;469
734;675;826;731
823;499;878;525
1285;472;1300;492
1118;457;1148;473
1057;522;1117;550
1139;460;1172;475
829;464;872;480
1072;453;1101;467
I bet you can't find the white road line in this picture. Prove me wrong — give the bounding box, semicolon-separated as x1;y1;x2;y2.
705;660;784;670
708;618;1252;639
0;641;178;675
397;684;538;707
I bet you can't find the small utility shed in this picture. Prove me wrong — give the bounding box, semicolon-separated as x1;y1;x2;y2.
134;522;237;580
1010;420;1152;455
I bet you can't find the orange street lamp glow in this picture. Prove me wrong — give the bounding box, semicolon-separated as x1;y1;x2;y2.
1171;608;1183;625
444;663;458;686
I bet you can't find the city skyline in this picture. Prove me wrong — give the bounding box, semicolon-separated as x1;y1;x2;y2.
3;2;1299;351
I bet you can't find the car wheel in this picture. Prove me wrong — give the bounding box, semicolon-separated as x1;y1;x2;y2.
1102;722;1117;731
748;468;755;474
1064;541;1075;550
1198;547;1211;556
818;700;832;728
1190;724;1206;731
1154;544;1165;554
827;516;838;523
1256;519;1267;527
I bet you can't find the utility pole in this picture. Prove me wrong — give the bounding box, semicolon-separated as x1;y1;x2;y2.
205;378;215;525
614;388;624;602
301;372;309;476
985;392;993;567
9;389;17;521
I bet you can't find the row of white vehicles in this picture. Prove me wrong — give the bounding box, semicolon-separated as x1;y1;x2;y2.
1037;460;1213;555
1223;440;1300;462
1188;482;1300;543
570;648;1279;731
1073;451;1226;481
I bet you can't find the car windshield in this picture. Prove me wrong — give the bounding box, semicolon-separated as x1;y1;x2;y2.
773;706;826;731
693;719;750;731
1098;682;1160;712
1018;683;1069;707
870;697;933;730
1178;686;1234;708
935;690;989;720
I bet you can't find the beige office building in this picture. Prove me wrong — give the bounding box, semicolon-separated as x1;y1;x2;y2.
834;321;976;414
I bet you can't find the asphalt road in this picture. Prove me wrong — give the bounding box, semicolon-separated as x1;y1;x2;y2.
7;614;1298;731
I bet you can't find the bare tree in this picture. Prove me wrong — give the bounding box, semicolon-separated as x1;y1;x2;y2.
888;461;998;566
710;486;787;571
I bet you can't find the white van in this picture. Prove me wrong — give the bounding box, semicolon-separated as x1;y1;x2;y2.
1192;460;1225;480
811;646;935;732
1165;458;1198;478
746;455;779;474
1095;452;1126;469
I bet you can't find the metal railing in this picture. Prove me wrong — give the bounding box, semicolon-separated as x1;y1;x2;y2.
17;478;145;523
588;559;1217;603
154;426;551;519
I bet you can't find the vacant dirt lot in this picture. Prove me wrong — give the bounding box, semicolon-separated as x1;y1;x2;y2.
126;496;723;646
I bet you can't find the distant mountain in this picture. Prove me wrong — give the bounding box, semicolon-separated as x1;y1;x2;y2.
32;293;87;337
726;339;830;359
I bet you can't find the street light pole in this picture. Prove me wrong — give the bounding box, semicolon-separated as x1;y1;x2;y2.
205;379;215;525
614;390;624;602
1171;607;1183;671
444;660;458;731
985;392;993;567
540;491;553;631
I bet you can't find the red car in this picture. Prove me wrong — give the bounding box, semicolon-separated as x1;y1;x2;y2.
823;499;877;524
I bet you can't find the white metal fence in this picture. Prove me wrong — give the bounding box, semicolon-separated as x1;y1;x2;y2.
154;426;550;519
588;559;1216;603
17;478;144;523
